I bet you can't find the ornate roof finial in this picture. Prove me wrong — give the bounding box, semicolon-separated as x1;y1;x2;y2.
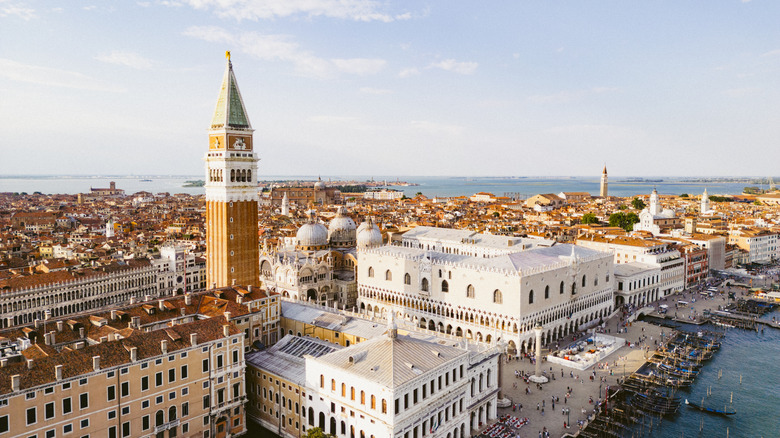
225;50;231;61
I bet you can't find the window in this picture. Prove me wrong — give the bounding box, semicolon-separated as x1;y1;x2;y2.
233;350;238;364
466;284;475;298
560;281;565;294
582;275;586;288
108;426;116;438
107;385;116;401
421;278;429;292
168;369;176;383
528;290;534;304
142;400;150;409
202;359;209;373
79;379;87;386
155;372;163;387
156;395;163;404
26;392;35;400
121;406;129;416
404;273;411;285
545;285;550;299
79;393;88;410
181;365;188;380
182;402;189;417
141;376;149;391
216;355;223;369
108;410;116;420
0;415;8;434
46;431;54;438
142;415;150;431
27;407;37;426
63;424;72;434
385;270;392;281
441;280;448;293
45;402;55;420
121;422;130;438
493;289;502;304
80;419;89;429
368;267;374;277
121;382;129;397
62;398;72;415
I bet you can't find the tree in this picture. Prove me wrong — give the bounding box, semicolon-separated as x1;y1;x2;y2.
306;428;335;438
631;197;646;210
680;193;689;198
609;212;640;231
581;213;599;225
492;212;500;218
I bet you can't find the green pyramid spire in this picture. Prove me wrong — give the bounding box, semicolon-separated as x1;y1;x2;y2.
211;52;252;130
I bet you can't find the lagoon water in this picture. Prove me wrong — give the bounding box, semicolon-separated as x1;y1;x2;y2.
0;175;760;198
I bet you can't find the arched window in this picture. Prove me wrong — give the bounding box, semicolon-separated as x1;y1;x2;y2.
441;280;449;293
493;289;502;304
248;170;252;181
360;391;365;405
421;278;429;292
560;281;564;294
371;395;376;410
341;383;346;397
404;273;411;285
368;267;374;278
320;374;324;388
385;270;392;281
156;410;164;427
331;379;335;391
594;277;598;286
169;406;177;422
571;283;577;295
528;290;534;304
466;284;475;299
351;387;355;400
582;275;587;287
544;285;550;299
382;399;387;414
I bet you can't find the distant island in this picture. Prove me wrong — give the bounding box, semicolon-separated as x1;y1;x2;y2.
182;180;204;187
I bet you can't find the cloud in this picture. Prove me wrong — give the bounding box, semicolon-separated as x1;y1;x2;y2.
723;87;758;98
0;58;124;92
360;87;392;95
410;120;464;136
331;58;386;75
184;26;385;78
398;67;419;78
527;87;618;104
95;51;154;70
179;0;410;22
428;59;478;75
760;49;780;57
0;1;36;20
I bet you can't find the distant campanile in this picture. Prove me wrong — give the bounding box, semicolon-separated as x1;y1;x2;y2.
204;52;260;288
600;165;608;197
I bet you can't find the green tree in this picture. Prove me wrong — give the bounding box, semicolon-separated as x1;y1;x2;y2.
624;212;640;231
492;211;500;218
680;193;689;198
306;428;335;438
617;204;627;210
581;213;599;224
631;197;646;210
609;212;640;231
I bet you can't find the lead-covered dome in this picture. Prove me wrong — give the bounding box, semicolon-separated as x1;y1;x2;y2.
357;218;382;249
328;206;356;247
296;211;328;250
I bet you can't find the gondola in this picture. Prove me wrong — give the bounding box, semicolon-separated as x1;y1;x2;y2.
684;399;736;416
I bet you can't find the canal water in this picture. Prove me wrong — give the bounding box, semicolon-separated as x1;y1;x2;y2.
631;309;780;438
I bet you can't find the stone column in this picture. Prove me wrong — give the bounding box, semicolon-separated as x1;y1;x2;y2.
529;325;548;383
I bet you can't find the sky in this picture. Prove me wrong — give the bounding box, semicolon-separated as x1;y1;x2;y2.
1;1;780;178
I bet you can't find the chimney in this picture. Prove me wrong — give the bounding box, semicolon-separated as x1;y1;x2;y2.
222;325;230;337
49;331;55;345
232;279;237;286
92;356;100;371
130;347;138;362
158;300;165;311
212;282;216;290
55;365;63;381
26;359;33;370
161;340;168;355
34;319;41;329
130;296;136;305
78;327;85;338
236;296;243;305
145;294;151;302
111;310;117;320
11;375;20;392
57;321;63;332
180;308;186;317
132;316;140;328
0;359;7;368
44;332;51;345
224;311;231;321
248;285;254;293
185;293;192;306
190;333;198;346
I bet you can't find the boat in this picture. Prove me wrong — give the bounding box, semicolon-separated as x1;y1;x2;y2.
684;399;736;416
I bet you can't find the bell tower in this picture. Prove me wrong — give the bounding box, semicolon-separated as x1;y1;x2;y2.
205;52;260;288
600;165;608;198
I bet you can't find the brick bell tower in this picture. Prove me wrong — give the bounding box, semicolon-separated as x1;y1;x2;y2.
205;51;260;288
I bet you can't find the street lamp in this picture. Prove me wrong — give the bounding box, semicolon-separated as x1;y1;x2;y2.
566;408;570;426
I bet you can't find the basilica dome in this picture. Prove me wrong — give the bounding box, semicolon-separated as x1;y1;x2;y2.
296;211;328;250
328;206;357;247
357;219;382;249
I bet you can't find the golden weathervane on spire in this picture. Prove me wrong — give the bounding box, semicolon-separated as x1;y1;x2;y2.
225;50;231;60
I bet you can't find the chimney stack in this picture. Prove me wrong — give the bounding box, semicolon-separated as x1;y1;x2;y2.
161;340;168;355
158;300;165;311
248;285;254;293
49;331;56;345
232;279;237;286
78;327;85;338
236;296;243;305
185;293;192;306
130;347;138;362
223;325;230;337
11;375;20;392
130;296;136;305
132;316;140;329
26;359;33;370
111;310;117;320
44;332;51;345
190;333;198;346
55;365;63;381
0;359;7;368
34;319;41;329
92;356;100;371
56;321;63;332
224;311;231;321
